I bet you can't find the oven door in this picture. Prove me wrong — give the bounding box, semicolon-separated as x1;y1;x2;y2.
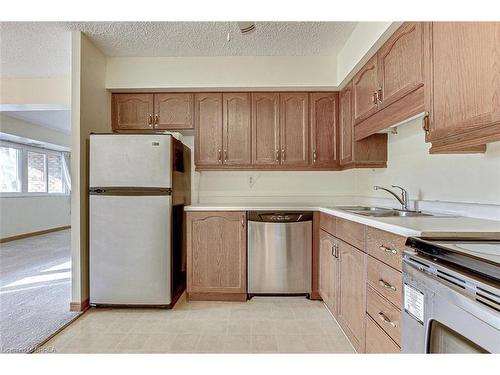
402;259;500;354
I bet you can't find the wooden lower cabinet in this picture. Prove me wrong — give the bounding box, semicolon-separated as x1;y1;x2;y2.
365;315;400;353
186;211;247;301
337;239;367;353
319;230;340;315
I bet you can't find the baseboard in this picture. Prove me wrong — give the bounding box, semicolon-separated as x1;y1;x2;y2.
70;298;90;312
187;292;247;302
0;225;71;243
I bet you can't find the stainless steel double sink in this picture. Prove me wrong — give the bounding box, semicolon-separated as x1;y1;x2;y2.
336;206;434;217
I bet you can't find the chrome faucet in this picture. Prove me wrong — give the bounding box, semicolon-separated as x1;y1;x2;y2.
374;185;410;211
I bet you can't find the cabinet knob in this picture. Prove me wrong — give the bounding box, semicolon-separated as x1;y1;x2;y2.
377;87;383;103
224;150;227;162
378;312;397;328
281;149;285;161
379;279;397;291
154;114;159;126
372;92;378;105
218;149;222;163
275;150;280;163
313;150;317;163
148;114;153;126
423;113;430;135
379;245;397;254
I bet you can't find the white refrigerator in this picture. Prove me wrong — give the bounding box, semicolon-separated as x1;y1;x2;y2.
89;134;190;307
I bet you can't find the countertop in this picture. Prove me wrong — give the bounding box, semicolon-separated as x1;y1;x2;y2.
184;203;500;239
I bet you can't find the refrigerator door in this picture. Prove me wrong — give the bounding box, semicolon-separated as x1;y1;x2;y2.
90;194;171;305
90;134;172;188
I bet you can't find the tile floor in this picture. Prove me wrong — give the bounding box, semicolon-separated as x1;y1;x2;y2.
40;294;355;353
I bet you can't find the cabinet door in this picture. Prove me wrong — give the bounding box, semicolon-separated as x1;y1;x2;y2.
194;93;223;166
310;93;338;168
154;93;193;130
428;22;500;142
353;55;379;124
222;93;251;165
280;93;309;166
319;230;332;310
377;22;424;110
338;240;367;352
339;83;354;165
112;93;154;131
319;230;340;316
252;93;280;165
187;211;246;294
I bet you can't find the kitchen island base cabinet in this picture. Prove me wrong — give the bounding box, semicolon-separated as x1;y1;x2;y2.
186;211;247;301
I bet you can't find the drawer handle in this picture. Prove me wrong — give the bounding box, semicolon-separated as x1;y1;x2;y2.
378;312;397;328
380;245;397;255
379;279;397;291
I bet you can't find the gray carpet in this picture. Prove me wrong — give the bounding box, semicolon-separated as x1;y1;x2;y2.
0;229;80;353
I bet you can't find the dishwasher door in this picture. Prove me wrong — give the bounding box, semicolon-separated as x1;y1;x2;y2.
247;211;312;295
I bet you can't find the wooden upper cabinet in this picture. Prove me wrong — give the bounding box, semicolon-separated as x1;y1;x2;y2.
112;93;154;131
222;93;251;165
426;22;500;149
252;93;280;165
154;93;193;130
280;93;309;166
194;93;223;166
337;239;367;353
310;93;338;168
353;55;379;125
339;83;354;165
186;211;247;296
378;22;424;110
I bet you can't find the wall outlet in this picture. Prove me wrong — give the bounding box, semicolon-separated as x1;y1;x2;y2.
248;174;260;188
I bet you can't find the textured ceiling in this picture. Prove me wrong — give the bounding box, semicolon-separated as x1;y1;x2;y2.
0;22;357;77
4;111;71;133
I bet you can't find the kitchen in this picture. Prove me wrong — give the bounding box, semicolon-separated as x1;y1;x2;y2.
84;20;500;354
1;2;499;373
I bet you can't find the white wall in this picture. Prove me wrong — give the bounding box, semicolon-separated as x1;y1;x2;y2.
0;77;71;105
71;32;111;305
106;56;337;90
0;196;70;239
0;114;71;239
354;119;500;206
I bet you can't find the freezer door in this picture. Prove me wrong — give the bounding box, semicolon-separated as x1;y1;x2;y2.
90;194;171;305
90;134;172;188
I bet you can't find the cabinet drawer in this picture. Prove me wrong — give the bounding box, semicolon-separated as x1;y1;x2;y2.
336;217;365;250
320;212;336;236
366;227;405;271
367;256;402;307
366;286;401;345
365;315;400;353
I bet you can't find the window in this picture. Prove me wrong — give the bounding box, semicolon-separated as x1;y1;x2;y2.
0;141;69;196
0;146;22;192
48;154;64;193
28;151;47;192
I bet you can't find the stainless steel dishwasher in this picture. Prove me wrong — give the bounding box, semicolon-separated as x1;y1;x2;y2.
247;211;312;297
